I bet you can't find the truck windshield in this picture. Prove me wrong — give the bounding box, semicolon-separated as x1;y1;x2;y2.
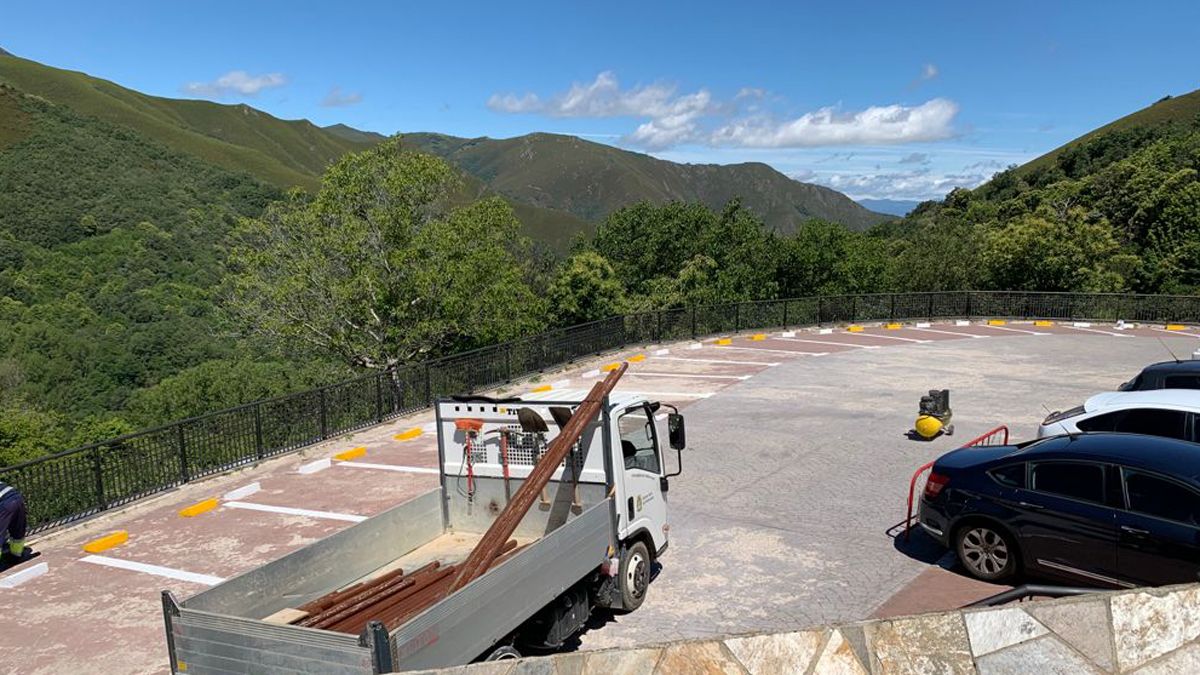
618;408;661;473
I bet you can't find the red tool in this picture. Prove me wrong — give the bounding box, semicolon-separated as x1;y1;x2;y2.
456;418;484;499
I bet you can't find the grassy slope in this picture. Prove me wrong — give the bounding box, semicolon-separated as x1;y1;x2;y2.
0;53;374;189
1017;89;1200;175
403;131;890;232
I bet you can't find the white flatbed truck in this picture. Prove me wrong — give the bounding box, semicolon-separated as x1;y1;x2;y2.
162;391;686;673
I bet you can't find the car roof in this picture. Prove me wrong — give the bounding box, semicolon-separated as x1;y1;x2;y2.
1022;433;1200;481
1084;389;1200;412
1139;360;1200;375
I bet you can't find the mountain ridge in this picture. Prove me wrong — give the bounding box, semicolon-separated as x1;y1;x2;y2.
402;131;889;232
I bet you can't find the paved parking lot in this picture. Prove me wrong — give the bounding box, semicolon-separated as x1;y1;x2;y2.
2;320;1198;673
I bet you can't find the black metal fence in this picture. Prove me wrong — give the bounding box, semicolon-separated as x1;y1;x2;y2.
6;290;1200;534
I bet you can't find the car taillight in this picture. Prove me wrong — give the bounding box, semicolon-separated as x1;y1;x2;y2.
925;472;950;499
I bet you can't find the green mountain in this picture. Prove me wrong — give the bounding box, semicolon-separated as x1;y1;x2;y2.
888;87;1200;295
403;132;889;232
1017;89;1200;176
0;51;373;190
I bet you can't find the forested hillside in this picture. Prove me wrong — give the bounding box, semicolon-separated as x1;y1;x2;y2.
0;85;347;465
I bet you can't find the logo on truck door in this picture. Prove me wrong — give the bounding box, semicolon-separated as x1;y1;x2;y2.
636;492;655;512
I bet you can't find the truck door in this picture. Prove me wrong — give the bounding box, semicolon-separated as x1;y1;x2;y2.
616;403;668;553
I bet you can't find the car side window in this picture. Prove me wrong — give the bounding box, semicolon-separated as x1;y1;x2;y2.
988;463;1025;488
1164;375;1200;390
1123;471;1200;526
1078;409;1189;440
1030;462;1105;504
1077;411;1119;432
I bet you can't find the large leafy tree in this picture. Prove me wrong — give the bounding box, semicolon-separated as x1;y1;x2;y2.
546;251;627;326
225;139;543;370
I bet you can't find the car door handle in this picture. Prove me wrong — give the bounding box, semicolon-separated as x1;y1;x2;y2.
1018;501;1045;510
1121;525;1150;536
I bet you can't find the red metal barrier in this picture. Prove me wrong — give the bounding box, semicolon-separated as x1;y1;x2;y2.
904;425;1009;540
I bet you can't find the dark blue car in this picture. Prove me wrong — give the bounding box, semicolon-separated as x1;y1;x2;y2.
919;432;1200;587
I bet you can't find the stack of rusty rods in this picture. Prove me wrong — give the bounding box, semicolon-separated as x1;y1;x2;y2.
293;540;522;635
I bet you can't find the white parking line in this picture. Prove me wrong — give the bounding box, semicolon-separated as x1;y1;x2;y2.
654;348;670;355
627;372;751;380
223;501;367;523
80;555;224;586
653;356;780;367
712;345;826;356
1061;325;1134;338
841;332;931;344
0;562;48;588
337;462;440;475
774;337;881;350
908;327;989;339
976;324;1049;336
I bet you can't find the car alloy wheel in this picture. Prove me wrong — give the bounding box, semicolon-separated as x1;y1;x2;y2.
960;526;1011;578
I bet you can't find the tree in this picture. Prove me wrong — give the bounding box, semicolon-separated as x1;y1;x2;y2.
546;251;626;326
225;139;544;370
981;209;1138;292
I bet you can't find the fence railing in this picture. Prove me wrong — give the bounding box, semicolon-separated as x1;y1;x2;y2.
6;290;1200;534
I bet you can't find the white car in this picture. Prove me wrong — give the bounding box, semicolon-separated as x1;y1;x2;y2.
1038;389;1200;441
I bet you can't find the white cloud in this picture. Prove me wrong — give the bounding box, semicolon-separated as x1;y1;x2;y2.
184;70;286;98
899;152;931;165
921;63;939;81
812;168;987;201
488;73;959;151
710;99;959;148
488;71;716;149
321;87;363;107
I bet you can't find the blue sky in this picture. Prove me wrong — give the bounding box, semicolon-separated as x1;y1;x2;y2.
4;1;1198;201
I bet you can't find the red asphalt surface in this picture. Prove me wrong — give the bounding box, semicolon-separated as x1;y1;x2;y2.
1;320;1196;673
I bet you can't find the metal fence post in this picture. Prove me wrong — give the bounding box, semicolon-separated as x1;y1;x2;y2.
374;374;384;423
92;449;106;510
504;347;512;383
965;291;973;319
890;294;896;321
691;306;697;337
656;310;663;342
735;303;741;332
817;295;825;325
783;300;789;329
178;425;190;483
254;403;265;459
851;295;858;322
424;363;433;406
927;294;934;321
318;388;329;440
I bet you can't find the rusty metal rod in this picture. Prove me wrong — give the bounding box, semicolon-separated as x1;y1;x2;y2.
315;565;448;632
298;566;408;615
340;566;457;634
300;564;436;628
447;365;627;592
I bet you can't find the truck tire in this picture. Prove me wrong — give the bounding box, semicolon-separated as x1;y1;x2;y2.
618;541;650;611
484;645;521;661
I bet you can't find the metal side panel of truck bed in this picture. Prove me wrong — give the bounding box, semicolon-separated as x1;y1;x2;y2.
388;499;612;670
166;490;446;675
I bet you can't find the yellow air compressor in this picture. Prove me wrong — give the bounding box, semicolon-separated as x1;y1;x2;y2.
914;389;953;440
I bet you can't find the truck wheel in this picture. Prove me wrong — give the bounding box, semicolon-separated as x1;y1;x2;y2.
618;541;651;611
485;645;521;661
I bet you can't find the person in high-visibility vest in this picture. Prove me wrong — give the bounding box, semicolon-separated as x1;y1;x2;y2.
0;480;28;562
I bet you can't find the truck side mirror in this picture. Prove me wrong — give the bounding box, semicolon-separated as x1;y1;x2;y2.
668;413;686;450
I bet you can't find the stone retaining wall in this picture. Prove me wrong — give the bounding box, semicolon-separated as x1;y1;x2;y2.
417;582;1200;674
